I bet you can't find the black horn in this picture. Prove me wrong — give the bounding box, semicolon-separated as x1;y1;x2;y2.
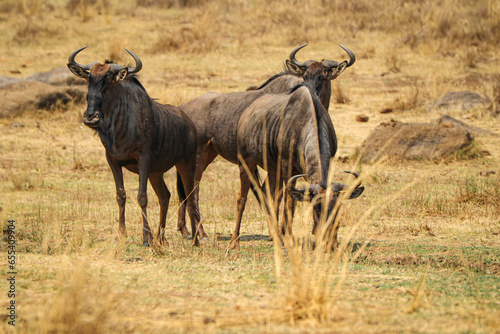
68;46;96;71
125;49;142;74
341;171;364;199
322;44;356;70
339;44;355;67
289;44;308;68
287;174;306;192
344;170;360;179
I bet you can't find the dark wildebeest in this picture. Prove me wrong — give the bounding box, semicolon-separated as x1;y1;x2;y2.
67;47;202;246
233;61;364;249
177;44;355;239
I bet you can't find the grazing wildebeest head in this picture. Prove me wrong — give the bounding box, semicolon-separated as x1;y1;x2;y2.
67;47;202;246
233;59;364;250
287;171;364;240
177;45;356;242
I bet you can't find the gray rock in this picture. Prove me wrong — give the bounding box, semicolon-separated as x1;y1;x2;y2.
438;115;497;137
433;91;490;112
0;77;21;88
0;80;85;117
359;120;473;163
25;66;85;86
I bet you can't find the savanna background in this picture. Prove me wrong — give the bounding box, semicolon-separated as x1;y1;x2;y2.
0;0;499;332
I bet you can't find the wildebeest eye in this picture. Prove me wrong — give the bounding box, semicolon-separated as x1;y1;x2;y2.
106;73;114;85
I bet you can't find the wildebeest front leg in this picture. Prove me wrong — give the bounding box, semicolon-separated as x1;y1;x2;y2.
106;153;127;240
137;154;153;246
149;173;170;245
229;162;256;250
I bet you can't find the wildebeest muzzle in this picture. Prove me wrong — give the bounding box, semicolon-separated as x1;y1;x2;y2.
83;109;100;128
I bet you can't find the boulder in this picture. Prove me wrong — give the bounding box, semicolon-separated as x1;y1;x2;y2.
359;120;473;163
0;77;21;88
438;115;497;137
0;67;86;118
0;80;85;117
432;91;490;112
25;66;85;86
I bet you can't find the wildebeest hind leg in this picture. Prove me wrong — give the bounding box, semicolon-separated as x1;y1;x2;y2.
176;159;203;246
149;173;170;245
176;144;215;240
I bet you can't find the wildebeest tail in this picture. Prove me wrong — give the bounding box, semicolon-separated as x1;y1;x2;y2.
176;171;186;203
250;168;263;207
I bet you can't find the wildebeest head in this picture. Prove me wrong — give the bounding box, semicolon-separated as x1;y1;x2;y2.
67;47;143;128
287;171;364;235
285;44;355;80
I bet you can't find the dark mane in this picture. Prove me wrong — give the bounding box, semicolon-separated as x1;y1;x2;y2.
288;82;306;94
126;74;147;92
255;63;299;90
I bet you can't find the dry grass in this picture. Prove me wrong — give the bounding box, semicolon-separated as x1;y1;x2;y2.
1;0;500;333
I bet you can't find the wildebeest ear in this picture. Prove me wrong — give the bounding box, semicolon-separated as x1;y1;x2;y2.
333;61;348;77
349;186;364;199
114;68;128;83
67;64;89;79
289;188;306;202
285;59;306;76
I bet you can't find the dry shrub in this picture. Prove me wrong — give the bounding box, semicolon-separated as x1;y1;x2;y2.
488;74;500;116
333;81;350;104
0;0;22;13
66;0;111;21
391;80;425;112
384;53;403;74
458;174;500;210
13;19;59;45
35;259;122;334
152;3;222;53
0;0;55;16
107;39;127;64
136;0;207;7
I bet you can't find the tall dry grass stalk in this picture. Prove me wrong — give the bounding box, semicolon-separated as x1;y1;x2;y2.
407;263;431;313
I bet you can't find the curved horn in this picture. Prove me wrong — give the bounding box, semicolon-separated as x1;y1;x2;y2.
125;49;142;74
344;170;360;178
287;174;306;191
68;46;95;71
289;44;308;68
343;170;364;199
339;44;356;67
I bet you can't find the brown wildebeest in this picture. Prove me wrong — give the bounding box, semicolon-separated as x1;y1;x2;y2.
233;61;364;249
177;44;355;240
67;47;202;246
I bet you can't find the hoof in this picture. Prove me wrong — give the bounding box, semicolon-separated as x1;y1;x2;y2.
228;239;239;250
159;236;169;246
183;235;193;240
200;237;210;242
143;234;153;247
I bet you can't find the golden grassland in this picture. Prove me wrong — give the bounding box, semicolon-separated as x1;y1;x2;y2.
1;0;500;332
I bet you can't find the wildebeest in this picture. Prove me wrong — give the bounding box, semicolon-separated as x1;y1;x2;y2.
233;61;364;249
177;44;355;239
67;47;202;246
